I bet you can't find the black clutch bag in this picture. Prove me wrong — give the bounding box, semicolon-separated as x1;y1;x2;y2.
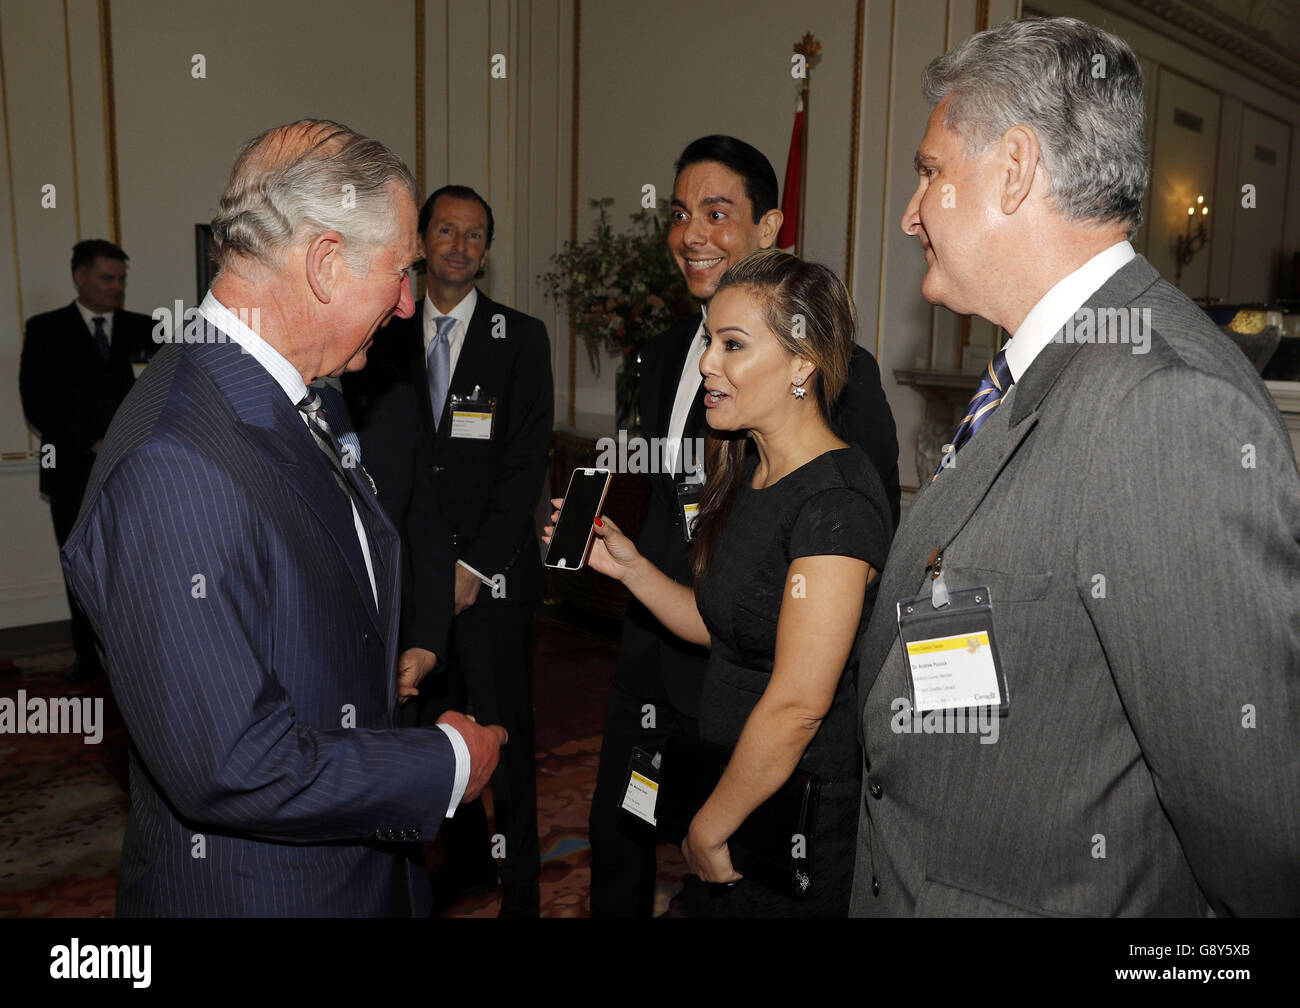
655;734;820;901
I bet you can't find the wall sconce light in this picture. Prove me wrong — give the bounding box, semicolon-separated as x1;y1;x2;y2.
1175;194;1209;285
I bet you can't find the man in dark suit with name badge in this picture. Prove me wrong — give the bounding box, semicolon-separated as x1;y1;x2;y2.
20;239;157;682
373;185;553;916
588;135;900;916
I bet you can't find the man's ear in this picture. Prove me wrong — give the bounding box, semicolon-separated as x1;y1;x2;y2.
305;231;345;304
1000;125;1040;215
757;208;784;249
475;247;491;280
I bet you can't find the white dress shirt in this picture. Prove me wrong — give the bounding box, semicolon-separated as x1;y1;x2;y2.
422;286;477;380
1002;241;1136;381
664;308;708;477
197;291;469;816
76;300;114;343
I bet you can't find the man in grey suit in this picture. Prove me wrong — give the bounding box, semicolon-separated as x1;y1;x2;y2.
853;16;1299;916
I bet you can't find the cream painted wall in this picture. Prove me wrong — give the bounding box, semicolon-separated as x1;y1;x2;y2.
849;0;1021;490
420;0;574;421
0;0;426;630
0;0;117;629
1148;69;1221;296
1036;0;1300;304
110;0;416;318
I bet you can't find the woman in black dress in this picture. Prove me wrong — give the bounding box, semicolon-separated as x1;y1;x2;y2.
548;251;891;915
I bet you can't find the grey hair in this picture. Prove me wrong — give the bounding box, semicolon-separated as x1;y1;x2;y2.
211;119;417;276
923;16;1148;236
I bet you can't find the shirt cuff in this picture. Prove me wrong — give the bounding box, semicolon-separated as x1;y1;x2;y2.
456;558;494;586
435;722;470;817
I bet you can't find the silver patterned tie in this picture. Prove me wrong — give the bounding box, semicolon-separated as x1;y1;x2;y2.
427;315;455;429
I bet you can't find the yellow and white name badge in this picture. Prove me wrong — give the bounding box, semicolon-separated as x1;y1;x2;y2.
896;555;1010;714
904;631;1003;711
449;391;495;440
621;746;661;826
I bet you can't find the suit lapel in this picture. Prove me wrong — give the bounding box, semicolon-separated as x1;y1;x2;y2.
191;339;391;635
859;255;1166;702
858;388;1040;702
657;317;700;440
449;290;492;395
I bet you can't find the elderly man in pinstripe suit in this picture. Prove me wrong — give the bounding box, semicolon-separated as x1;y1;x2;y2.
62;120;507;917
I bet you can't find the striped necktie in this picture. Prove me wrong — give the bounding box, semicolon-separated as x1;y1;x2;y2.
932;349;1014;480
313;380;363;471
427;314;455;430
297;389;377;499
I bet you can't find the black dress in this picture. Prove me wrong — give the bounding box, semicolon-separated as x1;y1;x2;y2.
693;446;892;917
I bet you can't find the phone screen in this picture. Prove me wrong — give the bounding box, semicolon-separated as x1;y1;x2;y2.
545;469;612;571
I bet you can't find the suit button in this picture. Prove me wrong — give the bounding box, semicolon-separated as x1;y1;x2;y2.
363;632;370;643
871;876;880;897
869;782;883;800
432;465;445;474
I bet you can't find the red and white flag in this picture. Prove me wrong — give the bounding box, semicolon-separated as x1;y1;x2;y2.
776;94;804;252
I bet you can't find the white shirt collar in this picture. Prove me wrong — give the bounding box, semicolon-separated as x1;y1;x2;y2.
75;300;113;338
422;287;477;353
197;291;307;407
1003;241;1136;382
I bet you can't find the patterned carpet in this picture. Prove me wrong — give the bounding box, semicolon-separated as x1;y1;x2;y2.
0;609;689;917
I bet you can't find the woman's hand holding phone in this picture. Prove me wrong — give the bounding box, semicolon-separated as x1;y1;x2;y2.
543;498;641;583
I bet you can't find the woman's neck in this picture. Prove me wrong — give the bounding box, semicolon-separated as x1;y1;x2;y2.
748;410;848;488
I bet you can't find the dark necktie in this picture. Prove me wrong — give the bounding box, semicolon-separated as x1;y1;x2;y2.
91;316;110;362
296;389;377;501
932;349;1014;480
313;381;363;471
427;315;455;429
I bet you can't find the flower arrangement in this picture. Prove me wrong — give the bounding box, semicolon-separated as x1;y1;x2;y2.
540;197;695;429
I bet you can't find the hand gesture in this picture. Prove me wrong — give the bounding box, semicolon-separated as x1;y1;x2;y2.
542;498;641;582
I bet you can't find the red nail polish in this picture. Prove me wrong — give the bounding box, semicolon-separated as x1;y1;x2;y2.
594;517;603;527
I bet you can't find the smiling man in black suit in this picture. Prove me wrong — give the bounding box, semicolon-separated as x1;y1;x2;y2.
19;239;158;682
372;184;553;916
588;135;901;916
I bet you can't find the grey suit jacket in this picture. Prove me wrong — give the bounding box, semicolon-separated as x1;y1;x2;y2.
852;255;1300;917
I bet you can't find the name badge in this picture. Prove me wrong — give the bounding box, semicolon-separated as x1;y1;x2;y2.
896;552;1009;714
621;746;661;826
675;470;704;542
449;392;495;440
131;362;148;379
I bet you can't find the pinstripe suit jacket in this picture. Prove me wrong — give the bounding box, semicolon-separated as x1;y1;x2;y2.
62;335;458;916
851;256;1300;917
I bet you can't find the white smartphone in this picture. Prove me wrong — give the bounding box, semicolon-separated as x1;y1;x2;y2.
544;468;612;571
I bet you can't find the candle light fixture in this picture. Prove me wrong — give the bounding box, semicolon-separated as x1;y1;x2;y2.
1175;193;1210;285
